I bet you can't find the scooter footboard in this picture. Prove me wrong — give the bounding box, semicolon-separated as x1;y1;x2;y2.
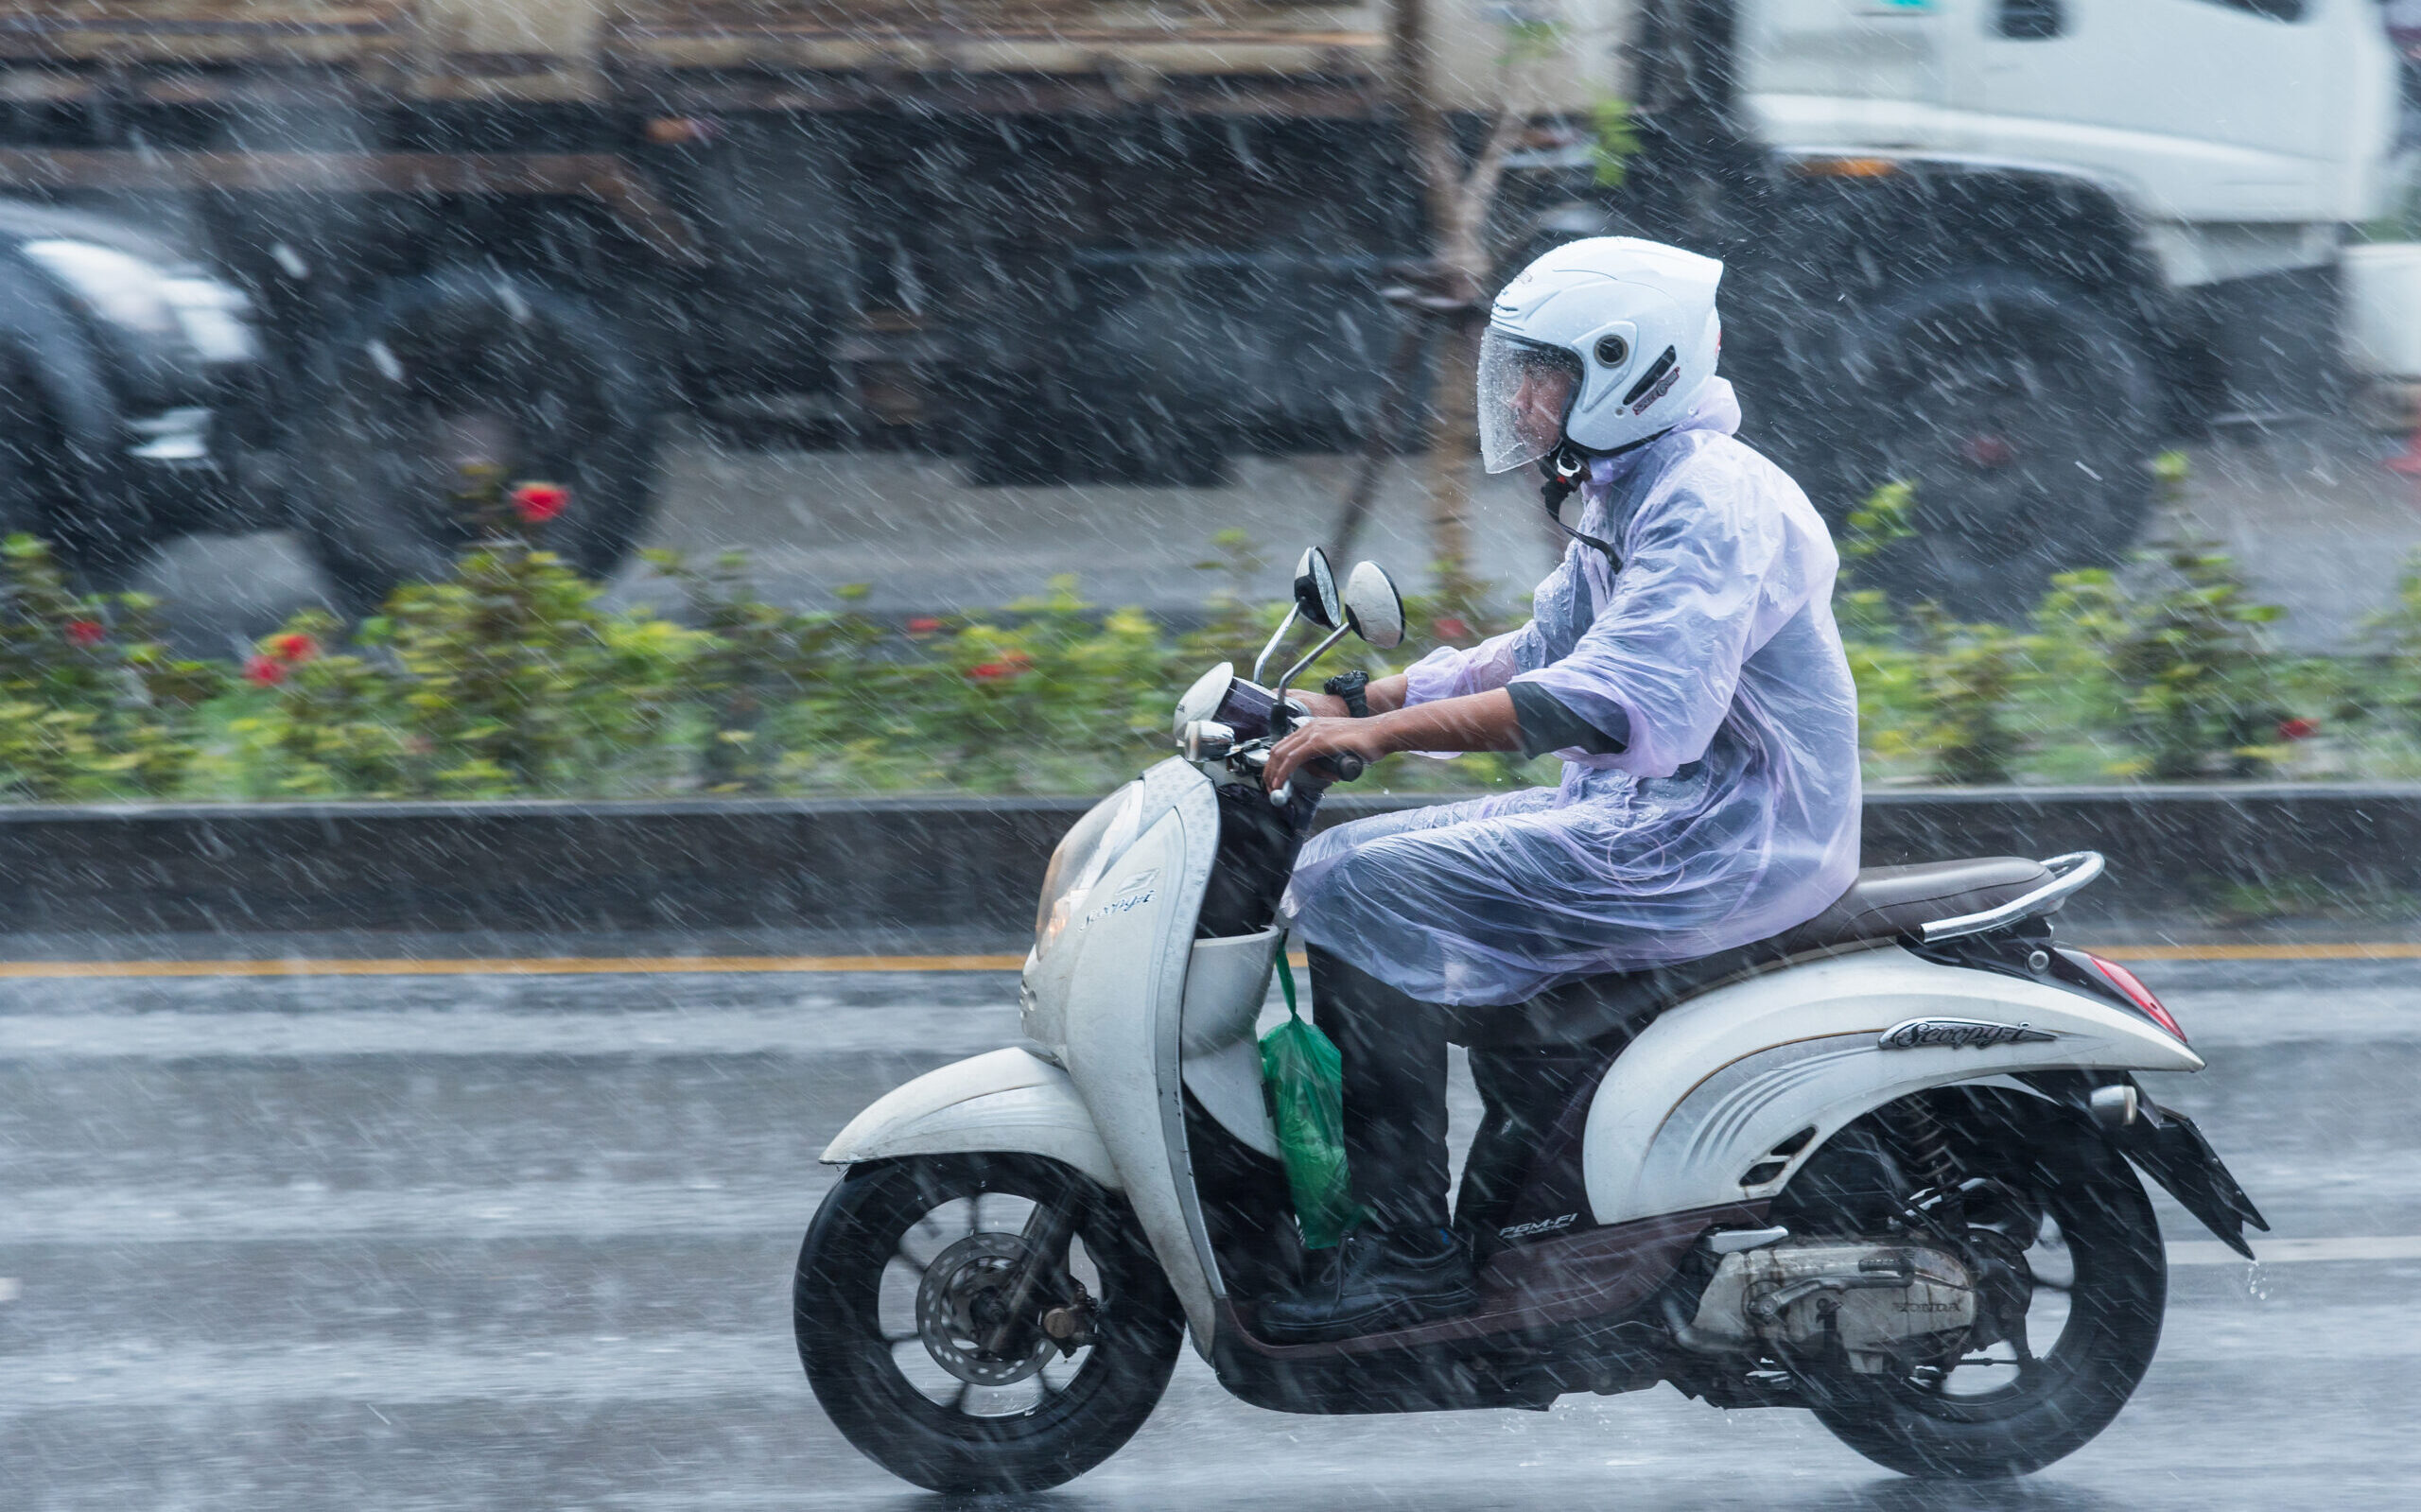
820;1046;1121;1190
1582;946;2204;1227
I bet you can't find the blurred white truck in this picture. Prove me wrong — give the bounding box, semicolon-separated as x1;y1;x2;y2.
0;0;2401;596
1611;0;2404;592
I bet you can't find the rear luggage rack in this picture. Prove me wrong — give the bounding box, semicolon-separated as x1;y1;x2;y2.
1917;851;2105;944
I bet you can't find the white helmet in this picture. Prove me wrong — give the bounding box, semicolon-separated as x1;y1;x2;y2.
1476;236;1724;474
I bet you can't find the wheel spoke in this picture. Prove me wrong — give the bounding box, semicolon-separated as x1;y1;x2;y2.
1041;1349;1089;1394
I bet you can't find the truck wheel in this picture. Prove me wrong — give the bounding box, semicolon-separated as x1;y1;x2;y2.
0;360;71;539
0;280;148;580
295;269;663;613
1836;269;2157;612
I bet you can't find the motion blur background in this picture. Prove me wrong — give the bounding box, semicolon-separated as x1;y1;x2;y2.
3;0;2421;643
9;4;2421;1508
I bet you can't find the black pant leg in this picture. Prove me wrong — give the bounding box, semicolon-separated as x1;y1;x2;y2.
1456;1046;1609;1249
1305;945;1452;1236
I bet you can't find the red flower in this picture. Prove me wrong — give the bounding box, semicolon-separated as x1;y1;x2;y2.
906;617;944;635
63;618;103;647
269;633;317;665
243;654;287;688
1433;617;1472;640
511;480;570;525
967;652;1032;683
2276;717;2321;742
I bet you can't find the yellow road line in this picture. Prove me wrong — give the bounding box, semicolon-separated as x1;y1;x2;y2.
2093;943;2421;962
0;955;1032;979
0;943;2405;979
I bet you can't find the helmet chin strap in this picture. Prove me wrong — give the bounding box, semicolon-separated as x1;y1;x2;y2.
1537;431;1667;572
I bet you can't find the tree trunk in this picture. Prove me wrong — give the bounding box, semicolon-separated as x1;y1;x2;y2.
1424;312;1481;597
1390;0;1529;598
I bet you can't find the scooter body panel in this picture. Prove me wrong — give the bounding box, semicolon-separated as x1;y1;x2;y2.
1032;759;1230;1346
1582;945;2206;1226
818;1046;1122;1191
1178;925;1285;1160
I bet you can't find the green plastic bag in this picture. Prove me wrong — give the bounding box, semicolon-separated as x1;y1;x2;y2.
1259;950;1367;1249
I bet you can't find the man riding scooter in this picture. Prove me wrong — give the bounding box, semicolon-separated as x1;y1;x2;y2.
1255;236;1864;1343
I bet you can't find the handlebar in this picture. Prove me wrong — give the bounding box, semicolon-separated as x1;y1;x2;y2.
1313;752;1367;783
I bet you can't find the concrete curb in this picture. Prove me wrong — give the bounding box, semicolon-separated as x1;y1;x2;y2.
0;784;2412;936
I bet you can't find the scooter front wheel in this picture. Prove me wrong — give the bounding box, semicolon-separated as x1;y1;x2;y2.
793;1153;1184;1494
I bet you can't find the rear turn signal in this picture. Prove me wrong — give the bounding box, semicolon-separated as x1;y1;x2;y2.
2086;954;2186;1044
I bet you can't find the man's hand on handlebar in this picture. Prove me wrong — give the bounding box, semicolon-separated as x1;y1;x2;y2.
1259;687;1526;795
1262;718;1392;793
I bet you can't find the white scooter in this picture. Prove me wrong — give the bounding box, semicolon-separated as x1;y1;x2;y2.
794;547;2264;1494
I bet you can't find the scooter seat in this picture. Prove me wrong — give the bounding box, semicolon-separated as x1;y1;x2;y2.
1776;856;2054;955
1454;856;2054;1049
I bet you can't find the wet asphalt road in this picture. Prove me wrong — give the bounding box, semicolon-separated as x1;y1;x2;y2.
3;952;2419;1509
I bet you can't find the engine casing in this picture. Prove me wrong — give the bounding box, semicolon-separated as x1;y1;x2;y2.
1691;1242;1977;1374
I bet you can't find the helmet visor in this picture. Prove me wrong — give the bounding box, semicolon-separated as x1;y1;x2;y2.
1477;327;1583;474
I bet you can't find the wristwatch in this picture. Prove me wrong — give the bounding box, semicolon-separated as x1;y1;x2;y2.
1323;670;1372;719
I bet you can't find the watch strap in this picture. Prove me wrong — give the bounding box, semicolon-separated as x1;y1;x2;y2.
1323;670;1372;719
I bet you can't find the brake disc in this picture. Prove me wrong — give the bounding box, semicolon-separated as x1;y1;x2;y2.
914;1232;1057;1386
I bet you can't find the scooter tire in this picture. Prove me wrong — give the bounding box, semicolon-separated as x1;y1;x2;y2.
1803;1092;2166;1480
793;1153;1185;1494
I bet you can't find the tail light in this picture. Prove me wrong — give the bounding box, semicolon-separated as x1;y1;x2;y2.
2085;953;2186;1044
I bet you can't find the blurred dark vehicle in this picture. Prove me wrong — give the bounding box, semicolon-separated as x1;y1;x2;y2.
0;198;263;577
0;0;2400;605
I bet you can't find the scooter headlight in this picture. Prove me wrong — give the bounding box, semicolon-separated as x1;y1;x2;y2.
1034;782;1146;954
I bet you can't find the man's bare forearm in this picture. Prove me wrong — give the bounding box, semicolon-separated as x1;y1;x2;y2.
1260;686;1523;791
1367;688;1521;755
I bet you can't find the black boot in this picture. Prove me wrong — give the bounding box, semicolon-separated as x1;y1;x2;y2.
1254;1225;1478;1344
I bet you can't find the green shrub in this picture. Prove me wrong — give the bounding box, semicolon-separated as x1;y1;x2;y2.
2102;533;2285;779
647;549;886;793
0;462;2406;802
927;578;1173;792
224;610;415;797
2366;550;2421;739
379;534;694;794
1907;602;2030;786
0;535;224;799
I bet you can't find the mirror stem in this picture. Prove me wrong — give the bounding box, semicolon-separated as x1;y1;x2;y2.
1274;624;1353;715
1249;606;1299;687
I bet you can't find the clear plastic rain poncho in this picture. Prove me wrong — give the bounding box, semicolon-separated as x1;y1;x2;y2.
1281;378;1862;1008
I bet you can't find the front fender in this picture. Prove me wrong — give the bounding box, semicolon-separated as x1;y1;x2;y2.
821;1047;1120;1191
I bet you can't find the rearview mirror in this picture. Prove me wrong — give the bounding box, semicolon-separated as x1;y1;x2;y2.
1341;561;1405;650
1293;547;1341;630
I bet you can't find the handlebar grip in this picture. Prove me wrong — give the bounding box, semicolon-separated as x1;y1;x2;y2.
1316;752;1367;783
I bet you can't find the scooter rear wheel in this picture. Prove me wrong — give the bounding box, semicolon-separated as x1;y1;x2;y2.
1792;1089;2166;1479
793;1153;1185;1494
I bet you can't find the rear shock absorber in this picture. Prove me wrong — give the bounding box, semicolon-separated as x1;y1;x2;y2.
1896;1095;1964;1231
